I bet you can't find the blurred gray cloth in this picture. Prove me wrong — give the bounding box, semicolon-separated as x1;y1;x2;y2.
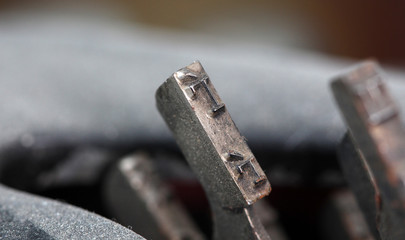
0;12;404;152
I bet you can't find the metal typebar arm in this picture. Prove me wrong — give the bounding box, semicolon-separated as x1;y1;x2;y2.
332;61;405;239
156;61;271;240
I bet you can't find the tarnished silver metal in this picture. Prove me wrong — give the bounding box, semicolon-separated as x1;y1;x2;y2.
104;152;204;240
156;61;271;240
332;61;405;239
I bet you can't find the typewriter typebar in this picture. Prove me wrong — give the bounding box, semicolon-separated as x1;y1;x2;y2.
332;61;405;240
156;61;272;240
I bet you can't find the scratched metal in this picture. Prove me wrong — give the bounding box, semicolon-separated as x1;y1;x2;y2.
156;61;271;240
332;61;405;239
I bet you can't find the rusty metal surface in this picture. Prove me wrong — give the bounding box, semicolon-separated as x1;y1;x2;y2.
156;61;271;240
104;152;204;240
332;61;405;239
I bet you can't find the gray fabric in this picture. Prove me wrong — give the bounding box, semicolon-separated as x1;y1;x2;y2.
0;12;404;153
0;185;144;240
